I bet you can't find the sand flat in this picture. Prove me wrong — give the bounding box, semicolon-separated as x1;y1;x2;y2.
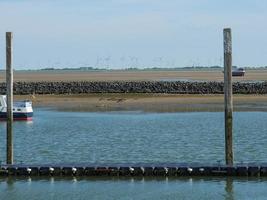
0;70;267;82
3;70;267;112
14;94;267;112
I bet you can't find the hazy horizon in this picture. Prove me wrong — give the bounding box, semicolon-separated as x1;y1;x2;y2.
0;0;267;70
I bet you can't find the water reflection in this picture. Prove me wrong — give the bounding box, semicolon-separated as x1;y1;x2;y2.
1;177;267;199
24;120;33;125
5;177;15;192
225;178;234;200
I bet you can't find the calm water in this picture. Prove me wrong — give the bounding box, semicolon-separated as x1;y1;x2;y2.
1;109;267;164
1;177;267;200
1;109;267;199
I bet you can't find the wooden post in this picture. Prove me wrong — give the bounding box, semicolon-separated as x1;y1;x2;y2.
6;32;13;164
224;28;233;165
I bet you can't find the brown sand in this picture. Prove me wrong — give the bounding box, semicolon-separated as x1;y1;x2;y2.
1;69;267;82
14;94;267;112
4;70;267;112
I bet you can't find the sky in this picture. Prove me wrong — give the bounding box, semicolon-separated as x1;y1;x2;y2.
0;0;267;69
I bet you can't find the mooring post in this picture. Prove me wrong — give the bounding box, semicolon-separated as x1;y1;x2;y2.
6;32;13;164
224;28;233;165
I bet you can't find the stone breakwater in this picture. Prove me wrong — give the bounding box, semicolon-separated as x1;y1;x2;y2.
0;81;267;95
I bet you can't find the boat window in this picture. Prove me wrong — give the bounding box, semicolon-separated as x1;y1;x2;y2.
17;109;21;111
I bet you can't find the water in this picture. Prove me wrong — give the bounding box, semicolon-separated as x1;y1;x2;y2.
1;109;267;164
1;177;267;200
1;109;267;199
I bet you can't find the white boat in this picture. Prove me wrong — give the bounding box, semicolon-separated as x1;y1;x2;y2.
0;95;33;120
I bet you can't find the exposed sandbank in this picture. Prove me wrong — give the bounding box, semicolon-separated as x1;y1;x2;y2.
1;70;267;82
14;94;267;112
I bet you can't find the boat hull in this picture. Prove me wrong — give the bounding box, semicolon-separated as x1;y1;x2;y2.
0;112;33;121
232;71;245;76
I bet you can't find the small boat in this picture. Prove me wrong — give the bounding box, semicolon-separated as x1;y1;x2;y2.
232;68;245;76
222;68;246;76
0;95;33;120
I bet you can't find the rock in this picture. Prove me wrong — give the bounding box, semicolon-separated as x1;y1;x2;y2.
0;81;266;95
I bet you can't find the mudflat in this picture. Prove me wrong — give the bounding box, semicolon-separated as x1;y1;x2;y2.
1;69;267;82
15;94;267;112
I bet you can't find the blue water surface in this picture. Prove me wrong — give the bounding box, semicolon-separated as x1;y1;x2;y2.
0;109;267;164
1;109;267;199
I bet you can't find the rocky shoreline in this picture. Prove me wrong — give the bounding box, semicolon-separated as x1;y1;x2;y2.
0;81;267;95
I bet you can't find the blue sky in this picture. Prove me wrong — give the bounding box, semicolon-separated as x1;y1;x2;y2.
0;0;267;69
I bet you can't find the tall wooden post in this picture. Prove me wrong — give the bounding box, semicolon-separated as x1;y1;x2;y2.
224;28;233;165
6;32;13;164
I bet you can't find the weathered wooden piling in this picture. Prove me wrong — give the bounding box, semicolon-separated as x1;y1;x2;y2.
224;28;233;165
6;32;13;165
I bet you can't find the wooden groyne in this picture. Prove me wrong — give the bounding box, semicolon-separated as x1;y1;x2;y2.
1;163;267;177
